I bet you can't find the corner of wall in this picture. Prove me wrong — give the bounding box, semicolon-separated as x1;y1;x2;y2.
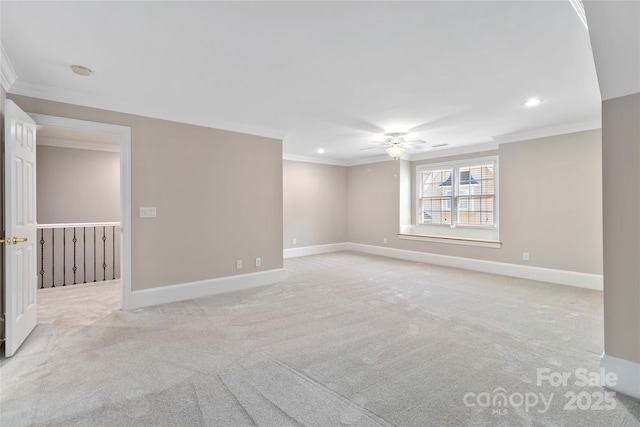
0;85;6;341
600;353;640;400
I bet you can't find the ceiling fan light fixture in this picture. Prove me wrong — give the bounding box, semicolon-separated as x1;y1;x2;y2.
386;145;405;160
384;132;409;138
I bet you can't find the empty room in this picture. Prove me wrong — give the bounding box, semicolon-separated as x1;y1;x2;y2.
1;1;639;426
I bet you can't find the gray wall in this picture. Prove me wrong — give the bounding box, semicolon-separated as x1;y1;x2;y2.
348;129;603;275
37;145;120;224
497;130;602;273
602;93;640;364
10;94;283;292
283;160;347;249
347;160;400;248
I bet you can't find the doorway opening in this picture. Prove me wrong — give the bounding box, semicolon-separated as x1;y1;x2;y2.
37;126;120;287
29;114;131;310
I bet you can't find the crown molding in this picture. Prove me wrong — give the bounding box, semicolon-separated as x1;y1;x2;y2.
406;119;601;163
346;154;394;166
407;142;499;162
492;119;602;145
37;136;120;153
283;152;399;167
284;143;506;167
1;45;18;92
8;80;287;140
283;152;401;167
282;153;350;167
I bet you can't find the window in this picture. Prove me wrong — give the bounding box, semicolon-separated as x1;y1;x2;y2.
417;159;496;229
418;167;452;225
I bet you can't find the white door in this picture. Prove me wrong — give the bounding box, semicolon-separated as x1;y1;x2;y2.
3;100;37;357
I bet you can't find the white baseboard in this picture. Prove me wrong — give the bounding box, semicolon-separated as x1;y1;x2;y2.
283;242;349;259
125;268;285;310
346;243;603;291
600;353;640;400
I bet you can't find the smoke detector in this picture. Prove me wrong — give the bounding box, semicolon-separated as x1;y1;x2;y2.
71;65;92;76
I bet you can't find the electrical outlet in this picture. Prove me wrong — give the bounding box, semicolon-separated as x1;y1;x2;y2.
523;252;529;261
292;238;297;245
236;259;243;269
383;237;388;244
255;257;261;267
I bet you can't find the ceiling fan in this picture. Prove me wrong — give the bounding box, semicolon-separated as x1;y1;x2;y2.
361;132;428;160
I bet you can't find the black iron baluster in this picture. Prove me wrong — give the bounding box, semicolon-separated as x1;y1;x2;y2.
102;226;107;281
112;226;116;280
93;227;97;282
62;228;66;286
39;229;45;289
72;227;77;285
51;228;55;287
83;227;87;284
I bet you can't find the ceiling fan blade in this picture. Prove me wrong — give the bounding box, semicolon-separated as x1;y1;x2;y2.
405;139;427;144
359;146;385;151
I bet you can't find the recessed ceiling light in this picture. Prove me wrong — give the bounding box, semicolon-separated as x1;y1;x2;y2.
317;148;325;154
71;65;92;76
523;98;543;107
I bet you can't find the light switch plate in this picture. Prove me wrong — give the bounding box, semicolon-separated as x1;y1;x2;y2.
140;207;157;218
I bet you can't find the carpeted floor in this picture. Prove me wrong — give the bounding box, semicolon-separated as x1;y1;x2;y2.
1;251;639;426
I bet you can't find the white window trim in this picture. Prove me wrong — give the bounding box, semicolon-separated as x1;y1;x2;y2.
458;189;469;211
411;156;499;245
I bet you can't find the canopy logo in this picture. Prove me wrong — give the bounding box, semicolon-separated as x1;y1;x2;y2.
463;388;553;414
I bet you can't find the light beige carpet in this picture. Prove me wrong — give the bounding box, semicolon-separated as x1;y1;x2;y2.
1;251;639;426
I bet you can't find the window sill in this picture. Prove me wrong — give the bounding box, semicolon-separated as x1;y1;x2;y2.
397;233;502;248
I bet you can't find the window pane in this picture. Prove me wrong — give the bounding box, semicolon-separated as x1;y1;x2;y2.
420;167;453;225
481;175;494;194
458;164;494;196
421;197;451;225
421;168;453;196
456;196;494;226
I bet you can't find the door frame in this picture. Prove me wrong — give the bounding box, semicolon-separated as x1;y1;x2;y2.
28;113;132;310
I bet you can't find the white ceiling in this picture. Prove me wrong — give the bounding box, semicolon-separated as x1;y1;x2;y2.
1;1;602;164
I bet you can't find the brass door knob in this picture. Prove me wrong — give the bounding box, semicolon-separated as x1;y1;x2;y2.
0;237;10;245
11;237;28;244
